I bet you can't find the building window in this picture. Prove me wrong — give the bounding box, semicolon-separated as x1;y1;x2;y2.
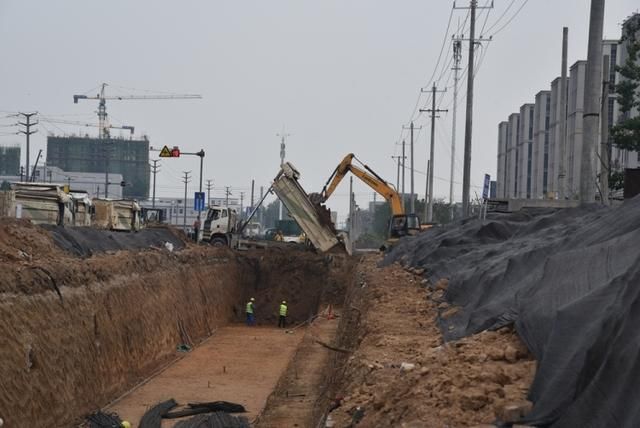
610;45;617;92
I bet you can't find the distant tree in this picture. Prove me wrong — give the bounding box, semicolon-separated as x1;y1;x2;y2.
611;15;640;154
261;199;291;229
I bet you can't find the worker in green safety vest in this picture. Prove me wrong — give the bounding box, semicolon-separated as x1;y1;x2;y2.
246;297;256;326
278;300;288;328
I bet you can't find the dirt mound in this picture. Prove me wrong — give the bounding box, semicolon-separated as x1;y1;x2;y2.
384;196;640;426
324;255;534;427
0;218;63;262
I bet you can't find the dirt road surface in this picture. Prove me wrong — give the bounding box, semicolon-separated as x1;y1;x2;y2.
257;313;340;427
108;325;304;426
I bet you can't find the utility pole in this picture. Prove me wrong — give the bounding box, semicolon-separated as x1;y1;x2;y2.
182;171;192;232
401;139;406;209
240;192;245;220
403;121;423;214
450;39;463;215
580;0;605;203
277;129;291;221
150;160;160;208
349;176;354;250
259;186;264;225
424;160;431;223
373;192;377;216
104;141;112;198
250;179;255;213
558;27;569;199
225;186;231;208
455;0;493;216
17;112;38;182
206;179;213;207
392;155;403;190
421;85;448;223
599;54;610;205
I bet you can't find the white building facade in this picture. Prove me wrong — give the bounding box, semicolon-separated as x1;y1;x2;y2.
496;23;640;200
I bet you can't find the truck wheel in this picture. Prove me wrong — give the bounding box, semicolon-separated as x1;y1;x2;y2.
210;237;227;247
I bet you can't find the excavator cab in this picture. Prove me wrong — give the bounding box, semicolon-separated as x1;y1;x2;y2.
388;213;421;238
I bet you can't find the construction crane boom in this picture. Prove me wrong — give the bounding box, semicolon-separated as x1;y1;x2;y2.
74;94;202;102
40;118;135;138
72;83;201;138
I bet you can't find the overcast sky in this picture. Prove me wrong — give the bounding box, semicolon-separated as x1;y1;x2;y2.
0;0;637;223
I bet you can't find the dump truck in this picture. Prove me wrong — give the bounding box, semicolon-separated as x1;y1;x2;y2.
93;199;141;231
271;162;341;252
202;206;239;246
2;183;73;226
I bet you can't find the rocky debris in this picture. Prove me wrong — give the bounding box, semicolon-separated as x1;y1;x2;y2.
327;255;535;427
497;401;534;423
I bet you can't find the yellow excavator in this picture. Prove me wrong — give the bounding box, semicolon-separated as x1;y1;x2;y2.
312;153;421;243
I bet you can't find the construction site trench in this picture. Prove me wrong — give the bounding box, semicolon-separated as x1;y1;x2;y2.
0;219;355;427
7;198;639;427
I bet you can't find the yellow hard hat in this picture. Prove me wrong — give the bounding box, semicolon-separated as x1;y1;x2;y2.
250;297;255;302
282;300;286;304
121;422;131;428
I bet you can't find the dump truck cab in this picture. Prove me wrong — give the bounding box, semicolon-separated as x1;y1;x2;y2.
203;206;238;246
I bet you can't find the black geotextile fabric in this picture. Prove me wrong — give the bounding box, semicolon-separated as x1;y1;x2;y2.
384;195;640;427
41;225;185;257
164;401;247;418
139;399;177;428
85;411;122;428
172;411;250;428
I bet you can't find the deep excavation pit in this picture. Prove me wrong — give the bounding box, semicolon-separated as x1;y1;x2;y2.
0;218;355;427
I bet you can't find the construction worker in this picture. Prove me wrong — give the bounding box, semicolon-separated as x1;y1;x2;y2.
121;422;131;428
193;218;201;242
246;297;256;326
274;230;284;241
278;300;288;328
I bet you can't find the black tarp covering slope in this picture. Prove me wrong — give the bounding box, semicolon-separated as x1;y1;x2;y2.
384;196;640;427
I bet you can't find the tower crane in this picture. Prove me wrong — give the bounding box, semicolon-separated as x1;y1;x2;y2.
40;117;135;138
73;83;201;139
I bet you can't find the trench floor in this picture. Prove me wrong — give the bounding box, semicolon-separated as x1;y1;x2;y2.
256;313;341;427
107;325;304;427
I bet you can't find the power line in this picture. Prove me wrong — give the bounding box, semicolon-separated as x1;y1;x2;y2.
489;0;529;36
404;5;456;126
482;0;517;34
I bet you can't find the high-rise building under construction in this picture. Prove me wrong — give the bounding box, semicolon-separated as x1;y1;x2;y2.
46;136;149;199
0;146;20;176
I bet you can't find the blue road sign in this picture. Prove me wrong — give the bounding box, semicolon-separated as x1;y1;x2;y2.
194;192;206;211
482;174;491;199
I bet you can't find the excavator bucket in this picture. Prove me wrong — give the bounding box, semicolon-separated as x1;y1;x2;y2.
272;163;341;252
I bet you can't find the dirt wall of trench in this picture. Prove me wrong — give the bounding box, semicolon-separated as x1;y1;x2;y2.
0;219;256;428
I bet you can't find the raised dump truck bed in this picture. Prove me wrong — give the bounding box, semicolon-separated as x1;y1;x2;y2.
271;162;340;252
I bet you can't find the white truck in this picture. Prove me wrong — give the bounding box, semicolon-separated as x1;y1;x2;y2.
202;206;239;246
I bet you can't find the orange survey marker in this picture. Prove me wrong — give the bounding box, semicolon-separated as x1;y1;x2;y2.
327;304;335;320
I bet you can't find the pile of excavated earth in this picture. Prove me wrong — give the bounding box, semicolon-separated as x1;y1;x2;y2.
3;195;640;427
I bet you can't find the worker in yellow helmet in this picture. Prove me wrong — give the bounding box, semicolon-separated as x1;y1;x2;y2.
121;422;131;428
246;297;256;326
278;300;288;328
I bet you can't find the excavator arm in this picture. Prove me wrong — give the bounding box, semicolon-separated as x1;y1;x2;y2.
320;153;405;215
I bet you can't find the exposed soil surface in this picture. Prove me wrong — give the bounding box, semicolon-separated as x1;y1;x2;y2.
108;326;305;426
257;313;341;427
325;255;536;427
0;218;342;428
